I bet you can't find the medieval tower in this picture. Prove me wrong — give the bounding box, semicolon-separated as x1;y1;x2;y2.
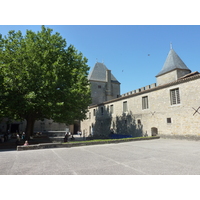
88;62;121;105
156;47;191;85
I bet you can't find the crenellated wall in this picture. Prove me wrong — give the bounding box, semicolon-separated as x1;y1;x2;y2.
81;74;200;138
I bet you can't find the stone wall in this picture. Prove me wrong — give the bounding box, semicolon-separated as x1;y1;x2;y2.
156;69;191;86
90;80;107;105
90;80;120;105
0;118;68;134
34;119;68;132
156;70;177;86
81;75;200;138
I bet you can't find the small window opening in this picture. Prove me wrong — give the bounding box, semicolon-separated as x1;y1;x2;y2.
167;118;171;123
101;107;104;115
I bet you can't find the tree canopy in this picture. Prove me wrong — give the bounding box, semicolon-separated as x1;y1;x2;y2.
0;26;91;138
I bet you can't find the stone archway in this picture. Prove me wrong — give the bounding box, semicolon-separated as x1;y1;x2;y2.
151;127;158;136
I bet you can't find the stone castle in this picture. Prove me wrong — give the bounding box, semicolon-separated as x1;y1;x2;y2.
1;46;200;140
81;47;200;139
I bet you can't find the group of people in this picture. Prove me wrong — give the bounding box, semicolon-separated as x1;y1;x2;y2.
0;132;9;143
77;131;82;137
64;132;75;142
16;132;29;146
64;131;82;142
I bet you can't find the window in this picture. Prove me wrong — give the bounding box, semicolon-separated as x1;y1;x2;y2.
167;118;171;123
89;112;91;119
170;88;180;105
93;109;96;116
107;105;109;112
123;101;127;112
98;85;101;88
142;96;149;109
110;105;114;114
101;107;104;115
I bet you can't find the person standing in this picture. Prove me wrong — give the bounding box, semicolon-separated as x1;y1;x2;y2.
22;132;25;140
64;132;69;142
16;133;20;145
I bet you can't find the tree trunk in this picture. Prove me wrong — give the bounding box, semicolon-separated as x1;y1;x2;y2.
25;115;36;140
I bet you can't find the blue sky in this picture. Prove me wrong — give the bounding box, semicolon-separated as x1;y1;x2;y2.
0;25;200;94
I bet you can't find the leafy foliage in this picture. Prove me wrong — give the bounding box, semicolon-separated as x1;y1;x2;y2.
0;26;91;138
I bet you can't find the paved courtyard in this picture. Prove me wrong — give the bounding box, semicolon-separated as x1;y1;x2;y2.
1;138;200;175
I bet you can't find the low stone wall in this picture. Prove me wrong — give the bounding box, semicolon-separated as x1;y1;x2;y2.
17;136;160;151
160;134;200;141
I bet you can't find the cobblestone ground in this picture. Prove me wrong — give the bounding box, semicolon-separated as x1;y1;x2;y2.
1;138;200;175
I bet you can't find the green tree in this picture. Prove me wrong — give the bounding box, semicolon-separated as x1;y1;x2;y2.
0;26;91;139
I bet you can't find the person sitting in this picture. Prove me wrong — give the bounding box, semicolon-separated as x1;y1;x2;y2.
24;141;29;146
64;132;69;142
71;135;75;141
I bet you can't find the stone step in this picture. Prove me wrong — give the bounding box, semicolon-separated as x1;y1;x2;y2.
47;131;66;137
49;135;84;143
49;137;64;143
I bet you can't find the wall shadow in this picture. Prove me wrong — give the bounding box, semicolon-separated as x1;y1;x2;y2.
92;107;143;138
92;106;112;138
113;111;143;137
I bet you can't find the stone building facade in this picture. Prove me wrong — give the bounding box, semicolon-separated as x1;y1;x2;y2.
0;118;68;134
81;48;200;139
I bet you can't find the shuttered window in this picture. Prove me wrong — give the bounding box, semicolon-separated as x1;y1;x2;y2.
123;101;127;112
89;112;91;119
142;96;149;109
170;88;180;105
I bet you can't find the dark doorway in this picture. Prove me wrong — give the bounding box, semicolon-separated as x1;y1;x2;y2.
10;124;19;133
151;127;158;136
74;121;80;134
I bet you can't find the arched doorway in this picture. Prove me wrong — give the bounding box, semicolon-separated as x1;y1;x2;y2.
151;127;158;136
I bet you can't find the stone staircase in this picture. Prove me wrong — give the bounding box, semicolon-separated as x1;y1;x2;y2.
47;131;66;143
47;131;85;143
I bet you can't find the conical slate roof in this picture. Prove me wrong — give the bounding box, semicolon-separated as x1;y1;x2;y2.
88;62;120;83
156;49;191;77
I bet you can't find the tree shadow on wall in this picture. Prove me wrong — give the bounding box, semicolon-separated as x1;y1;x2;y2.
92;107;143;138
113;111;143;137
92;106;112;139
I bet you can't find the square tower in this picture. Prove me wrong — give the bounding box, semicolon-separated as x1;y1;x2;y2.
88;62;120;105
